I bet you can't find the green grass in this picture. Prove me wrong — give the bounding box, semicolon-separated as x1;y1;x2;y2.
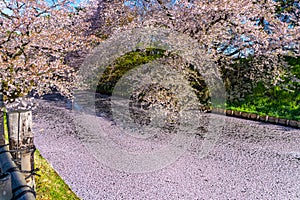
3;108;8;141
35;150;80;200
226;82;300;120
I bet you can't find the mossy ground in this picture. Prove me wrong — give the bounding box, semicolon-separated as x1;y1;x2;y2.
35;150;80;200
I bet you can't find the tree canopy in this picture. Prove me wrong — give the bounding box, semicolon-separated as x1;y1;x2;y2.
0;0;99;107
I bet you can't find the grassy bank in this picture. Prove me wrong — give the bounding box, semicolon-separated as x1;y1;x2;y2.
226;87;300;121
35;150;80;200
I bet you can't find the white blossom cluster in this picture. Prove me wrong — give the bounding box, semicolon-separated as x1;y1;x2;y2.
5;97;36;112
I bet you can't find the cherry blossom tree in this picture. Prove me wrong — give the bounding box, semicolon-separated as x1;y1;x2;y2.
0;0;99;108
93;0;299;102
2;0;298;107
99;0;299;57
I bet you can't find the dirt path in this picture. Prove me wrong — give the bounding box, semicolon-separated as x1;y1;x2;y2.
33;100;300;200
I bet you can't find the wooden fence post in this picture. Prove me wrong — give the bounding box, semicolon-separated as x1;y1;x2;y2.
7;110;35;190
0;93;36;199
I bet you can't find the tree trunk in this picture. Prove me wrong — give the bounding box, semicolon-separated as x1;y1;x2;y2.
0;92;4;145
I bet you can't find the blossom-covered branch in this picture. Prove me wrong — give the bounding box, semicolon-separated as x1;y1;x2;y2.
0;0;99;105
